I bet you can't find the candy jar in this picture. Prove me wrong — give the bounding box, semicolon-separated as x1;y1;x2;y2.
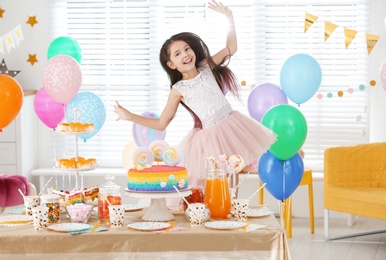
40;194;61;223
183;186;205;211
204;157;231;219
98;175;122;223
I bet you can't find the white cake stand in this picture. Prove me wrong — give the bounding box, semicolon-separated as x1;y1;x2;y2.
124;188;191;221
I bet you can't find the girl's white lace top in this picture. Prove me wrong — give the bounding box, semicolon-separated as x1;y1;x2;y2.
172;64;233;128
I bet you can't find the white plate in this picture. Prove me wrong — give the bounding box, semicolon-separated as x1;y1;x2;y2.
204;221;248;230
0;215;33;224
123;204;144;212
127;222;170;231
48;223;91;232
246;207;272;218
54;165;98;172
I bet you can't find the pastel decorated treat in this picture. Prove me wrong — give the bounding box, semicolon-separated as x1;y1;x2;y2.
84;186;99;206
149;140;169;162
68;190;84;204
128;165;188;192
228;154;245;174
132;147;154;169
162;146;182;166
56;122;94;133
128;140;188;192
55;156;97;169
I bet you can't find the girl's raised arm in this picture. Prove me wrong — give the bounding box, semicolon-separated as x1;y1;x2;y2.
208;0;237;65
114;88;182;131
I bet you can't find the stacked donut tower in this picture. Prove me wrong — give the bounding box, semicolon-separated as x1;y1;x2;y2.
132;140;182;169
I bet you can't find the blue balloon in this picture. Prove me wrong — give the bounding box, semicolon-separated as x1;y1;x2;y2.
66;91;106;141
280;53;322;105
258;151;304;201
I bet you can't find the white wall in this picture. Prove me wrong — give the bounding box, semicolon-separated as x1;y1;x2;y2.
2;0;386;218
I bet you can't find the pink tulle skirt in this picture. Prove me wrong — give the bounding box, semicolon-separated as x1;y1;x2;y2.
180;111;277;187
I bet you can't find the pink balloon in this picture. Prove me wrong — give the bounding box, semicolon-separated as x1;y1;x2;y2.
42;54;82;104
34;87;65;129
380;59;386;93
132;112;166;147
247;83;288;122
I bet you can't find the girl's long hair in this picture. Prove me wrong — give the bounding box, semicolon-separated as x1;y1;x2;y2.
159;32;240;129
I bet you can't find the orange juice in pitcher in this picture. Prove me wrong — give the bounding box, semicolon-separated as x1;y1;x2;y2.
204;158;231;219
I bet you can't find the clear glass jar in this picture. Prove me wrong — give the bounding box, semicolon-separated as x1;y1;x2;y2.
98;175;122;223
40;194;61;223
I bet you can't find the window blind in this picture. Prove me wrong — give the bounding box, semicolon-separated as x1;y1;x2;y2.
48;0;370;172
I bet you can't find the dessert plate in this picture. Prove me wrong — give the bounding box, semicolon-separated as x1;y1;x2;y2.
0;215;33;224
123;204;144;212
48;223;91;232
204;221;248;230
246;207;272;218
127;222;170;231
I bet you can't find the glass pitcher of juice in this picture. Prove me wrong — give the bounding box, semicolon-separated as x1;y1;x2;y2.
98;175;122;223
204;158;231;219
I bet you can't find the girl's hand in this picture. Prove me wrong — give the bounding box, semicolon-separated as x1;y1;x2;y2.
208;0;232;16
114;101;131;121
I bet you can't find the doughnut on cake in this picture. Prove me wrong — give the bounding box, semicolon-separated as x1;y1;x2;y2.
127;140;188;192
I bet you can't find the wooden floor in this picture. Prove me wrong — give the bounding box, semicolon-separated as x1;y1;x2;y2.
287;217;386;260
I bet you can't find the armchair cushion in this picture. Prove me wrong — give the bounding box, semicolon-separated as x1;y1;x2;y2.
0;174;29;208
324;142;386;220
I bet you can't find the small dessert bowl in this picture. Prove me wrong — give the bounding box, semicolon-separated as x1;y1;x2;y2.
66;203;93;224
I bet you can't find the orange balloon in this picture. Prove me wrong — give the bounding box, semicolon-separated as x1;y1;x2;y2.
0;75;24;132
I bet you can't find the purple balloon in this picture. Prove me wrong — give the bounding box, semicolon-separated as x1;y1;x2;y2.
132;111;166;147
247;83;288;122
34;87;65;129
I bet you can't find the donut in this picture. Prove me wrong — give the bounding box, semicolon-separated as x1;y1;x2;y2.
132;147;154;166
162;146;182;166
149;140;169;162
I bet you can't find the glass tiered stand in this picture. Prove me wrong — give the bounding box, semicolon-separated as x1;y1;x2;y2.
54;109;97;191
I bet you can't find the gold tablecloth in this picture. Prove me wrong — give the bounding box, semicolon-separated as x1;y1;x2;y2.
0;208;291;260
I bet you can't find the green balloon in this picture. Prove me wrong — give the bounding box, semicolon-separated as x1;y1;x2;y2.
261;104;307;160
47;36;82;63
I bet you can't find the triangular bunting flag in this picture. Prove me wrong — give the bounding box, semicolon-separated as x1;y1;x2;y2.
366;33;380;55
304;13;318;33
344;28;358;48
0;36;4;54
12;24;23;46
5;32;15;53
324;21;338;42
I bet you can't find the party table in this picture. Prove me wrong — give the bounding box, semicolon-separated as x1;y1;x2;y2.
0;207;291;260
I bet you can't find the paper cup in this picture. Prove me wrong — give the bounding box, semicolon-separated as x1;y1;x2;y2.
24;196;40;216
232;199;249;221
31;206;49;230
188;203;206;226
108;205;125;228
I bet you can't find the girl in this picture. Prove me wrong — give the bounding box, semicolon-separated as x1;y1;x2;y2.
114;0;276;188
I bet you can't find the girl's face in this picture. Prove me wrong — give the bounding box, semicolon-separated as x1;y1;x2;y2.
166;40;196;73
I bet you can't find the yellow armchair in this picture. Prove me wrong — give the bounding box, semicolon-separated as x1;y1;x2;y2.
324;142;386;240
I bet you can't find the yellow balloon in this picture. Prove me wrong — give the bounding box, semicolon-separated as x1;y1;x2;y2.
121;140;137;170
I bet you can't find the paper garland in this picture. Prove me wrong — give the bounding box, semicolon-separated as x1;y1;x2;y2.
324;21;338;42
0;24;24;54
305;12;380;54
304;13;318;33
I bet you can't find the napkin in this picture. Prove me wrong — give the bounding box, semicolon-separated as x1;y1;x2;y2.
68;226;108;235
239;224;268;232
